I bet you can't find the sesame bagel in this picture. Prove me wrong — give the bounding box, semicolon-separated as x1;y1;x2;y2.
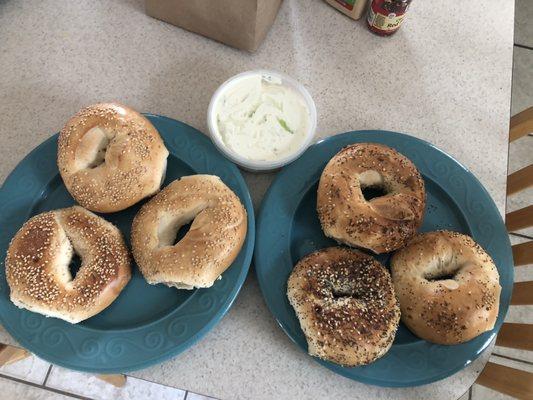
390;231;501;345
5;206;131;324
317;143;425;253
131;175;247;289
57;103;169;213
287;247;400;366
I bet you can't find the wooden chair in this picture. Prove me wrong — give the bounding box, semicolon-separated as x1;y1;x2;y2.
475;106;533;400
0;343;30;367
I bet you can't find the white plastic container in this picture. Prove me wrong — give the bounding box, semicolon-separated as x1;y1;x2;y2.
207;70;317;172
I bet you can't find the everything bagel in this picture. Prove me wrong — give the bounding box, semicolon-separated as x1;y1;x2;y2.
391;231;501;344
287;247;400;366
317;143;425;253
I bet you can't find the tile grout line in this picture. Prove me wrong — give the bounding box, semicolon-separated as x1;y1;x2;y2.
124;372;191;395
188;389;220;399
456;385;471;400
42;364;53;386
184;389;219;400
0;372;92;400
492;352;533;367
509;232;533;241
514;43;533;51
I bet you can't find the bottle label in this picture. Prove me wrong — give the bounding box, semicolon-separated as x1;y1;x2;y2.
367;7;406;31
334;0;356;11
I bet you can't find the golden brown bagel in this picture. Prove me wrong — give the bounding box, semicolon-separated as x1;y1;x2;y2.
131;175;247;289
287;247;400;366
5;206;131;324
390;231;501;345
57;103;169;213
317;143;425;253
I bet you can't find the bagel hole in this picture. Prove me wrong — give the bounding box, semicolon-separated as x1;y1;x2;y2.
157;208;205;247
76;126;111;170
358;170;389;201
158;217;194;247
361;185;388;201
424;268;460;282
68;252;82;279
332;289;356;299
330;282;360;299
173;221;192;245
427;273;457;281
87;146;108;169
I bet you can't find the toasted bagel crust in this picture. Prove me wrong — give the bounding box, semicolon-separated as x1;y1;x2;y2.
131;175;247;289
6;206;131;324
390;231;501;344
287;247;400;366
317;143;425;253
57;103;168;212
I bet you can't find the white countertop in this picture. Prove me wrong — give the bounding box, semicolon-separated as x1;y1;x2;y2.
0;0;514;399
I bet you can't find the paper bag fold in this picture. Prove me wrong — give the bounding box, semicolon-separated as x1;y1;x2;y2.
145;0;283;52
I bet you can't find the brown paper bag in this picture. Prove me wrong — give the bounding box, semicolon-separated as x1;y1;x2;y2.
145;0;283;52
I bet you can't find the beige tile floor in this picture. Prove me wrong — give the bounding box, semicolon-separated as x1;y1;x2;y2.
1;3;532;400
0;357;211;399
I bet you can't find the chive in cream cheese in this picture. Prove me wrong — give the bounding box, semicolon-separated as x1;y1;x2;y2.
213;73;311;162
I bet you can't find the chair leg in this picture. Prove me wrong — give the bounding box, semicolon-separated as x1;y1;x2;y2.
476;362;533;399
96;374;127;387
510;106;533;142
0;344;30;367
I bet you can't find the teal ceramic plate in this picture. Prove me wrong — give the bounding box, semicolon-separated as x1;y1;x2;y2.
255;130;513;387
0;115;255;373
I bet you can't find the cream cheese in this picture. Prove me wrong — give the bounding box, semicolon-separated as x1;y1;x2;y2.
214;74;311;162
